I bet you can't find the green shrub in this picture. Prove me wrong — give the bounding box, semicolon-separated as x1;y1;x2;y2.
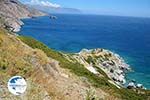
86;56;96;65
0;60;8;71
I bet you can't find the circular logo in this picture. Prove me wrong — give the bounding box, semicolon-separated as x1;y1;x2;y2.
7;76;27;95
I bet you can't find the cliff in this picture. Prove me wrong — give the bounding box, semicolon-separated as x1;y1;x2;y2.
0;0;46;32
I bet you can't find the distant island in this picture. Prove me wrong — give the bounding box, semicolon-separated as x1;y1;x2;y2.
0;0;150;100
28;4;82;14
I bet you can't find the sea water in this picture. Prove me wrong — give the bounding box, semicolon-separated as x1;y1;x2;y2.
20;14;150;88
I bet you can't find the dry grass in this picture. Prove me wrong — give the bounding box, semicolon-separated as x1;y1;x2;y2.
0;29;104;100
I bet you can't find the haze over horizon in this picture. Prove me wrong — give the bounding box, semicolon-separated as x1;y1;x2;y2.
20;0;150;18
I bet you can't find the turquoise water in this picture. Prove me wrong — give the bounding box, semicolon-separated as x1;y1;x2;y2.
20;14;150;88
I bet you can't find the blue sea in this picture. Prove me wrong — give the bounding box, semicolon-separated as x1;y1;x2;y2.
19;14;150;89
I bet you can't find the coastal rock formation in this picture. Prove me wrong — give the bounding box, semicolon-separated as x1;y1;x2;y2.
63;49;130;87
127;80;146;90
0;0;46;32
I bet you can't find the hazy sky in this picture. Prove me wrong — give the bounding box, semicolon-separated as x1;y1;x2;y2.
20;0;150;17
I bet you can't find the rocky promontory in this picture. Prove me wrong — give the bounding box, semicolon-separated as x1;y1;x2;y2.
63;48;130;88
0;0;46;32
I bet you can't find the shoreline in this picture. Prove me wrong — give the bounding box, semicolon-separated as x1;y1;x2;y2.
11;15;47;32
64;48;147;89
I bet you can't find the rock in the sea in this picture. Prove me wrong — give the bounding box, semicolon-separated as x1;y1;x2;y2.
136;84;143;88
127;81;146;90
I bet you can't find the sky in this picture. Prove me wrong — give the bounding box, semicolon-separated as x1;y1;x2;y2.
20;0;150;17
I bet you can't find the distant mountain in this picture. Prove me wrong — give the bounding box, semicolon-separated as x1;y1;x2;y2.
28;5;82;14
0;0;46;32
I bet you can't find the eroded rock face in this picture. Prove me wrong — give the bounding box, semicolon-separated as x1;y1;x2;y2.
0;0;46;32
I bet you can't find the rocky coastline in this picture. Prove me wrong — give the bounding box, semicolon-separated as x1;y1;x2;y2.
63;48;136;88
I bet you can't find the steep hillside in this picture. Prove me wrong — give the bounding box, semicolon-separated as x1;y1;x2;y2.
0;0;46;32
0;28;149;100
0;29;150;100
0;28;108;100
0;27;129;100
18;33;150;100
